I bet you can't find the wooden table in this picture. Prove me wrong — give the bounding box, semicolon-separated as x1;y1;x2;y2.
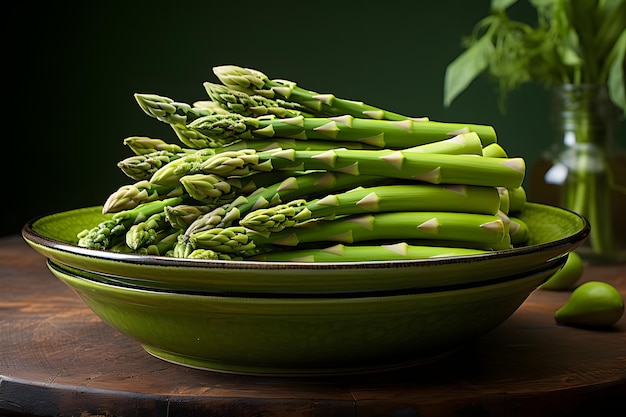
1;234;625;417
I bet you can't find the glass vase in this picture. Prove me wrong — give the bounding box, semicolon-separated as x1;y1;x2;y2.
528;84;626;264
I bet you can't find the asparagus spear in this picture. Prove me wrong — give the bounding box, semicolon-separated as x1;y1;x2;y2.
77;197;184;250
217;131;483;155
172;171;389;257
212;65;416;121
496;186;529;215
164;204;214;229
203;82;312;118
134;93;224;126
111;165;303;215
248;242;489;262
183;171;387;235
102;180;185;214
190;225;258;255
190;211;511;256
482;143;509;158
123;136;189;155
240;184;502;233
148;130;491;186
189;148;526;190
170;124;223;149
117;150;187;181
137;229;183;256
184;247;242;260
125;211;171;250
178;173;238;202
148;148;220;186
497;187;511;214
221;137;380;152
509;216;530;245
402;132;484;155
509;186;527;213
187;113;497;148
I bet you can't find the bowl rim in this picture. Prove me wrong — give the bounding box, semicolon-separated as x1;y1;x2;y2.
47;255;567;298
22;202;590;271
47;257;563;301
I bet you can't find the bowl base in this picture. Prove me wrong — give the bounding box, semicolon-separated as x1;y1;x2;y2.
142;345;457;377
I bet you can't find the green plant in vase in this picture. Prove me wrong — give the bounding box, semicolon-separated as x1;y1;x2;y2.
444;0;626;262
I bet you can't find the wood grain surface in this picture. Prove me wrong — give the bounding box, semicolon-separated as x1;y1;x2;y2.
1;235;625;417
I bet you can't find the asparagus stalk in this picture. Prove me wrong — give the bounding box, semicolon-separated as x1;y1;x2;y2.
178;173;238;202
125;211;171;250
248;242;489;262
172;171;389;256
240;184;502;233
402;132;484;155
481;141;526;214
103;174;245;215
134;93;224;126
497;187;511;214
77;197;184;250
218;131;483;154
482;143;509;158
221;137;380;152
113;169;299;215
509;186;527;213
189;148;526;190
179;246;242;260
119;137;198;181
149;131;490;186
137;229;183;256
190;211;511;256
187;113;497;148
164;204;214;229
509;216;530;245
102;180;185;214
117;150;187;181
212;65;417;121
183;171;387;235
190;226;258;255
123;136;189;155
121;136;376;182
192;99;232;113
170;124;223;149
149;148;220;186
495;186;527;215
203;82;313;118
173;134;482;218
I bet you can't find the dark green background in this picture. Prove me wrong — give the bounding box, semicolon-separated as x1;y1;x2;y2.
4;0;623;236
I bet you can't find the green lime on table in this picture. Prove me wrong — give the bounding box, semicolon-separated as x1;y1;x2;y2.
555;281;625;328
541;251;583;290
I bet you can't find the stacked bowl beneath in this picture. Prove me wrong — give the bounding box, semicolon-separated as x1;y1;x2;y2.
22;202;589;375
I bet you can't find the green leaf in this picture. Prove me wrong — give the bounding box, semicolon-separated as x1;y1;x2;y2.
444;35;495;107
529;0;560;10
607;29;626;113
491;0;518;12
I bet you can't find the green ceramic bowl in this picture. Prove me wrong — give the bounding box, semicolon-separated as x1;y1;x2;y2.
23;203;589;294
46;258;564;376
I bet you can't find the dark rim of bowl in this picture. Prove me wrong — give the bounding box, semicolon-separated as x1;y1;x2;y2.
47;257;566;298
23;203;590;272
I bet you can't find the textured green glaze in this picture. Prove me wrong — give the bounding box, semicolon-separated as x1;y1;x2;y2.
48;260;561;375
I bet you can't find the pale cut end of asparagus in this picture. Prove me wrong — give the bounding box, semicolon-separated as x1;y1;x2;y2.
482;143;509;158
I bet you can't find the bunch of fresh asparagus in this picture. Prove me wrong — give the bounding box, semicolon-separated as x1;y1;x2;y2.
77;65;529;261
